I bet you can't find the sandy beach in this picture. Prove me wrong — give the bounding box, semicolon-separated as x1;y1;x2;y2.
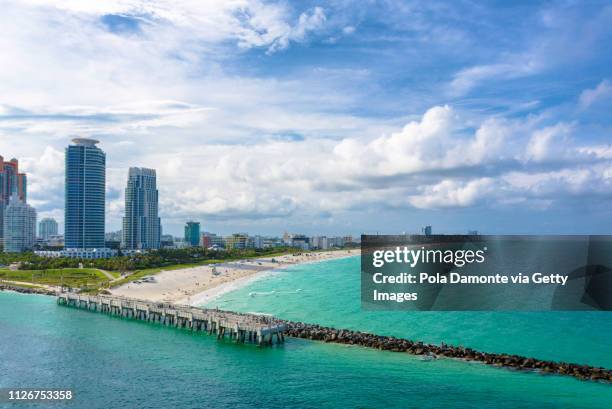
110;250;359;306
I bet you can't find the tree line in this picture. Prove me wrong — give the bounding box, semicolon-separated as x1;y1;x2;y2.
0;247;299;272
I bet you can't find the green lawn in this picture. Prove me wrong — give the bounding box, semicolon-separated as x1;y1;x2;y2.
102;270;121;279
0;268;110;288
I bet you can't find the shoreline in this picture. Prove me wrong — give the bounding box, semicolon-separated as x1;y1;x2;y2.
183;252;359;306
180;268;282;306
110;250;359;305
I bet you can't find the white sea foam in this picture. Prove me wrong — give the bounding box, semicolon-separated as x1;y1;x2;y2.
187;269;283;306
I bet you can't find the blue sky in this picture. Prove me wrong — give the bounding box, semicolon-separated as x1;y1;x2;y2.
0;0;611;236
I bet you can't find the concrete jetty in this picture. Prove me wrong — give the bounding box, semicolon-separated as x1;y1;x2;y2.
57;292;286;346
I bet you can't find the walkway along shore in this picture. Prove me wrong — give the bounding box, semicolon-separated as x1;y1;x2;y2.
3;287;610;383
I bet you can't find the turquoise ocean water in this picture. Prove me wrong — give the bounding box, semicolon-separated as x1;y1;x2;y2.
1;256;611;408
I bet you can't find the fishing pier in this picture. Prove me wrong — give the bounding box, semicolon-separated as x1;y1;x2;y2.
57;292;286;346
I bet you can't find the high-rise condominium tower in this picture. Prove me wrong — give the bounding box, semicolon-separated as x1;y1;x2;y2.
0;156;27;246
122;167;161;250
4;194;36;252
65;138;106;249
185;221;201;247
39;217;59;241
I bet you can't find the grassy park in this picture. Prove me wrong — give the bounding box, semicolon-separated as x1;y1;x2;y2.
0;268;110;288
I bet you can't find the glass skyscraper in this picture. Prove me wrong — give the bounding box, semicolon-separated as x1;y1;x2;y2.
65;138;106;249
184;221;201;247
122;167;161;250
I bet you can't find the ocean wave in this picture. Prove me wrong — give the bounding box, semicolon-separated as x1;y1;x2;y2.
249;290;276;297
248;289;304;297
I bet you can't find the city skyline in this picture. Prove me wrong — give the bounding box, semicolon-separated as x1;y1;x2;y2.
0;3;609;408
1;1;611;236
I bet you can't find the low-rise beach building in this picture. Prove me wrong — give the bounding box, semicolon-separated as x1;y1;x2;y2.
224;233;250;250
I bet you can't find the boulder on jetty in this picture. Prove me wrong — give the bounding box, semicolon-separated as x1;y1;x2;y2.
282;321;612;383
0;284;56;296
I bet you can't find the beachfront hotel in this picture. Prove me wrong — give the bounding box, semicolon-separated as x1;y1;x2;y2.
64;138;106;250
122;167;161;250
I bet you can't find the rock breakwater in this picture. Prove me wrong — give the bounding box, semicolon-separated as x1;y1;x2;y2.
284;321;612;383
0;283;56;296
